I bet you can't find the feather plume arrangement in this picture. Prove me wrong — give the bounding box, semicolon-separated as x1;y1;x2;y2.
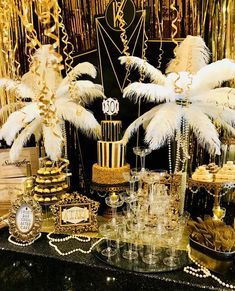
119;56;166;85
120;35;235;158
0;45;105;161
166;35;210;74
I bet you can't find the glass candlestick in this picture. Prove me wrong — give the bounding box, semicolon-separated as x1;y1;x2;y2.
105;193;124;228
133;146;152;172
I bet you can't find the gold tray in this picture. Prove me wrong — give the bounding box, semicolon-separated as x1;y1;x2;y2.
190;238;235;274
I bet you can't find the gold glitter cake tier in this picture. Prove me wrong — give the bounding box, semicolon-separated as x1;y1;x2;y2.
92;163;130;185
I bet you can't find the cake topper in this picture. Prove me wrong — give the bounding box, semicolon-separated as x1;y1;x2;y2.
102;97;119;116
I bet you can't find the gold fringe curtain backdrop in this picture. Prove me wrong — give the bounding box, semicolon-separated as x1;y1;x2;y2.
0;0;234;94
61;0;199;52
0;0;25;124
194;0;235;86
1;1;234;75
196;0;235;62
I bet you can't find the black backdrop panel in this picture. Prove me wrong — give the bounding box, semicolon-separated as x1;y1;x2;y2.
68;40;177;195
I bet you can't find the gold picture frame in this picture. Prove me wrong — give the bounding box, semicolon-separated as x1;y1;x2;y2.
8;195;43;243
51;193;99;234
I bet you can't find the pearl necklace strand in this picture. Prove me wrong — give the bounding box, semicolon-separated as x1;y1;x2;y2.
47;232;105;256
8;233;42;247
167;137;172;174
184;245;235;289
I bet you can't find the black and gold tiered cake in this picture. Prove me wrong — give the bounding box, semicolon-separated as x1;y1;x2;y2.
92;120;130;185
33;159;69;205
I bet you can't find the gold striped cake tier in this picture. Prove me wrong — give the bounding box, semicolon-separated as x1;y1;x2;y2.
97;140;126;168
101;120;122;142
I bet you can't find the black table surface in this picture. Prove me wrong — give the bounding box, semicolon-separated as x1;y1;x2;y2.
0;228;234;291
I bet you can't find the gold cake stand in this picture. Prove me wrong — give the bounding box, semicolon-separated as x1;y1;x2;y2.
188;178;235;220
91;182;129;197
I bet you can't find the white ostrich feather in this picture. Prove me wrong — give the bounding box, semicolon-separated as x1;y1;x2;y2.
10;117;42;161
43;123;63;161
166;35;210;74
19;103;40;123
21;45;63;95
0;78;34;99
119;56;166;84
220;122;235;136
0;103;40;145
193;59;235;92
33;45;61;65
183;106;221;155
191;87;235;108
145;103;182;149
56;98;101;138
165;71;196;95
122;106;162;144
123;82;174;103
195;104;235;126
56;80;104;104
0;111;24;144
195;104;235;136
59;62;97;89
22;67;62;96
0;103;22;120
34;124;42;142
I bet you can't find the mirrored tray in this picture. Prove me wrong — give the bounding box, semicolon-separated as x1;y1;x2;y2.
93;239;191;273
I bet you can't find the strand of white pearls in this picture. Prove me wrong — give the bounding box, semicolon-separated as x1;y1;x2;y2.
180;118;190;167
47;232;91;243
167;137;172;174
205;187;230;198
47;232;105;256
174;129;181;172
8;233;42;247
184;245;235;289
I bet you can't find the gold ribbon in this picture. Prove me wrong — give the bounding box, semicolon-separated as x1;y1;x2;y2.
117;0;131;86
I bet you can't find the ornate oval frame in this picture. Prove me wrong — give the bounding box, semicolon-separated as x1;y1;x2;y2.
8;195;43;243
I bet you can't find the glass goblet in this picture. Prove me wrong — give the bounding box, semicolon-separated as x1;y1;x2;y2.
142;227;159;265
120;190;137;220
121;225;138;260
163;226;184;267
133;146;152;172
99;224;117;258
